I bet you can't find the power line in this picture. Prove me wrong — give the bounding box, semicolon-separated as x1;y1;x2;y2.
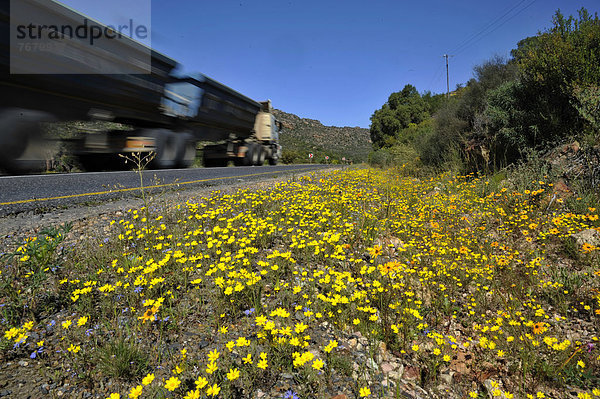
427;63;444;89
455;0;538;56
450;0;529;54
450;0;537;55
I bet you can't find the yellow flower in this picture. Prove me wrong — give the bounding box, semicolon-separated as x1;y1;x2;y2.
242;353;253;364
142;373;154;385
184;390;200;399
206;383;221;397
128;385;142;399
206;361;218;374
312;359;324;370
67;344;81;353
207;349;220;362
164;376;181;391
359;386;371;397
324;339;338;353
411;344;419;352
257;358;268;369
62;320;72;329
107;394;120;399
195;376;208;389
226;367;240;380
77;316;88;327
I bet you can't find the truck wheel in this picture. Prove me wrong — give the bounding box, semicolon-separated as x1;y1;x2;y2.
255;146;266;166
242;143;259;166
268;157;278;166
175;133;197;168
143;129;177;169
0;108;54;174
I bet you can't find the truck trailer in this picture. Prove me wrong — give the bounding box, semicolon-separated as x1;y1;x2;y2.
0;0;281;173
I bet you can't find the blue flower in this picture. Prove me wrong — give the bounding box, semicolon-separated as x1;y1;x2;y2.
283;390;299;399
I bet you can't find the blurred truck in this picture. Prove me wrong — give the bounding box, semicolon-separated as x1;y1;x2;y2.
0;0;281;173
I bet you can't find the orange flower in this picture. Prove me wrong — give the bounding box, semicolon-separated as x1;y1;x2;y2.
138;307;156;323
532;322;546;335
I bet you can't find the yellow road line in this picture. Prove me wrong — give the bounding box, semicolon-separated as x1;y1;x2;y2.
0;167;316;206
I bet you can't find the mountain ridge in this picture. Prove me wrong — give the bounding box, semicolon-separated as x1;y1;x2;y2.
274;109;371;163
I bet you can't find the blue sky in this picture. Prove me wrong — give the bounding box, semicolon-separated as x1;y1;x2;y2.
60;0;599;128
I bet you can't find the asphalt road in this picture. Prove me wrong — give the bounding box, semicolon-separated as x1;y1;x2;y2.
0;164;335;216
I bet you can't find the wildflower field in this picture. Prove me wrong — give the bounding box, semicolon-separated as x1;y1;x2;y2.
1;168;599;398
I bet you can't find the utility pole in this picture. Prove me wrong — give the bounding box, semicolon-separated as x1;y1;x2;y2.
443;54;450;99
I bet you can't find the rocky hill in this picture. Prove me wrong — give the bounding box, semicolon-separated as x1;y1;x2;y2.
273;109;371;163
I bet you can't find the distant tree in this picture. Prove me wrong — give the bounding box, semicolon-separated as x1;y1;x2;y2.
281;148;304;164
370;106;402;149
421;91;446;115
370;84;432;148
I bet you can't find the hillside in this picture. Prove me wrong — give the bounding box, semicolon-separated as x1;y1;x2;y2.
274;109;371;163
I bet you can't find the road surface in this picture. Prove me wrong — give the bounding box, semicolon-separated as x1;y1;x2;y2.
0;164;335;216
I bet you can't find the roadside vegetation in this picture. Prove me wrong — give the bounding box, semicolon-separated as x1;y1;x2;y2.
1;167;599;398
369;8;600;178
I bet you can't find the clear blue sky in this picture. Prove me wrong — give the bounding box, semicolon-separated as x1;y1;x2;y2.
61;0;599;128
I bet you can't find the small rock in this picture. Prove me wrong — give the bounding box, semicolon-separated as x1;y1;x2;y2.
330;395;347;399
439;372;454;385
380;362;397;374
18;360;28;367
366;358;378;370
389;364;404;380
403;366;420;381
